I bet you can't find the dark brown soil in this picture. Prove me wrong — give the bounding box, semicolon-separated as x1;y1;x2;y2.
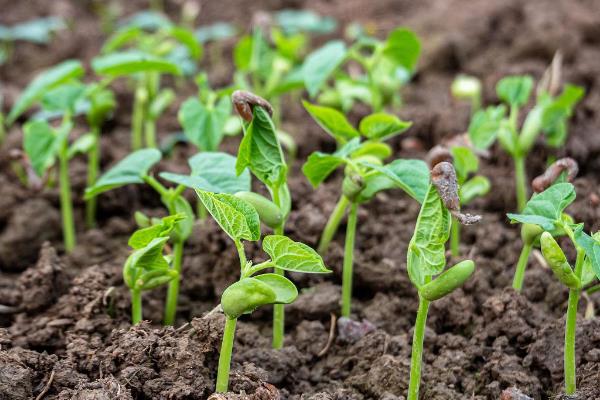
1;0;600;399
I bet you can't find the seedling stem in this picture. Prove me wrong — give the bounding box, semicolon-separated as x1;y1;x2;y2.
341;202;358;317
58;115;76;252
514;155;527;211
131;288;142;325
318;195;349;254
450;217;460;257
216;317;237;392
85;125;101;228
408;293;430;400
512;242;533;291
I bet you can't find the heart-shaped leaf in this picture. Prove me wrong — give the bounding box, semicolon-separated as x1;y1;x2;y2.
382;28;421;71
358;159;430;204
496;75;533;107
196;191;260;242
358;112;411;141
23;120;58;176
262;235;330;273
302;138;360;187
302;40;347;97
179;96;231;151
303;101;359;143
92;51;182;76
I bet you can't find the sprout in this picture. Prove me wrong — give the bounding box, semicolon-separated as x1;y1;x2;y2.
508;183;600;395
406;162;480;399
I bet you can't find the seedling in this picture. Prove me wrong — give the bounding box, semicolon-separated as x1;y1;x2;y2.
407;162;480;400
466;57;583;211
302;101;415;255
0;17;64;65
302;103;430;316
7;60;86;252
302;27;420;112
511;157;578;291
193;190;329;393
124;214;183;324
507;183;600;395
426;142;491;256
92;14;201;149
451;74;482;115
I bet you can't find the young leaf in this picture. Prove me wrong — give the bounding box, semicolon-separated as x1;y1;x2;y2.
128;214;183;249
236;107;286;188
67;133;96;159
302;138;361;187
507;182;575;231
161;152;251;194
8;59;84;124
23;120;58;176
450;146;478;183
165;26;202;60
302;101;359;143
262;235;330;273
196;191;260;242
460;175;491;205
92;51;182;76
358;159;430;204
382;28;421;71
574;228;600;281
178;96;231;151
41;83;86;113
358;113;411;141
194;22;236;43
253;273;298;304
302;40;347;97
467;105;506;150
124;236;171;288
407;184;451;286
85;148;162;198
496;75;533;107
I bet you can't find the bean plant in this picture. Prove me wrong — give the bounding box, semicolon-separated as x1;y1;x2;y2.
0;17;64;65
467;69;583;211
302;27;420;113
511;157;578;291
451;74;482;115
86;149;249;324
426;143;490;257
302;104;430;316
507;183;600;395
406;161;480;399
92;15;201;149
124;214;183;324
195;189;329;392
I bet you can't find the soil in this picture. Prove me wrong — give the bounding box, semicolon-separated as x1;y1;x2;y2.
0;0;599;399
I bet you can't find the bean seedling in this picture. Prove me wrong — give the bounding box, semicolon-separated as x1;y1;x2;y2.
467;57;583;211
406;161;480;400
194;189;329;393
92;14;201;149
507;182;600;395
124;214;183;324
302;103;430;316
511;157;578;291
302;26;420;113
0;17;64;65
451;74;482;116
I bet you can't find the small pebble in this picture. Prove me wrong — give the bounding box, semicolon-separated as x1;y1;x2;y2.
337;317;376;343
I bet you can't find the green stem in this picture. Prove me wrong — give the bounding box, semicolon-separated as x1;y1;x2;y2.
317;195;350;255
132;83;145;150
131;288;142;324
215;317;237;392
58;141;76;252
408;295;431;400
341;203;358;317
514;155;528;212
272;224;285;349
512;242;533;291
144;119;157;148
163;240;184;325
450;217;460;257
564;248;584;395
587;283;600;295
85;125;101;228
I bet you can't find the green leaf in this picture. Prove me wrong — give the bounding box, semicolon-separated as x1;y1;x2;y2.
196;191;260;242
467;105;506;149
507;182;575;231
23;120;58;176
407;184;451;286
351;142;392;160
179;96;231;151
67;133;96;159
574;228;600;281
262;235;330;273
382;28;421;71
233;35;253;71
6;17;65;44
120;10;172;30
253;273;298;303
8;59;84;124
128;214;183;249
101;26;142;53
221;277;276;318
41;83;86;113
92;51;182;76
302;40;347;97
541;85;584;147
274;9;337;35
85;149;162;199
302;101;359;143
450;146;478;183
195;22;236;43
87;87;116;126
302;138;360;187
166;26;202;60
124;236;171;289
358;159;430;204
148;88;175;120
236;107;287;188
358;113;411;141
496;75;533;107
170;196;194;242
460;175;490;205
161;152;250;194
